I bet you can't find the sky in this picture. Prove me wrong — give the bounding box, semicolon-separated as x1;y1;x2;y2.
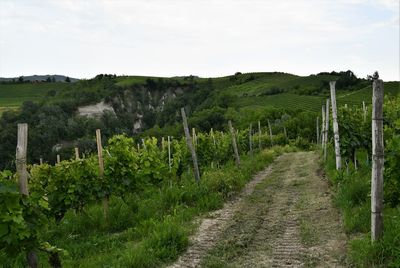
0;0;399;80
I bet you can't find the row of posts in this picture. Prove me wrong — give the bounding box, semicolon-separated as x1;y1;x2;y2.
318;80;384;242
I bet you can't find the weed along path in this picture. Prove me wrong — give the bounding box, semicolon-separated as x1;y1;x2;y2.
169;151;347;268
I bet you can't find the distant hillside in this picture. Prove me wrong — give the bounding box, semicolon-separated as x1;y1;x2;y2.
0;70;398;170
0;74;79;83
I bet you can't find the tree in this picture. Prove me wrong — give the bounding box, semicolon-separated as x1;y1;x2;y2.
65;77;71;83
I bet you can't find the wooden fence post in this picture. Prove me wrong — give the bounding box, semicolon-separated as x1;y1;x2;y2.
16;123;39;268
75;147;80;160
363;101;367;122
192;128;197;147
283;126;287;139
258;120;262;150
228;120;240;167
249;123;253;156
211;128;216;146
321;105;325;148
330;81;342;170
39;158;43;165
168;136;172;171
16;123;29;196
371;79;384;241
181;108;200;183
96;129;108;221
268;119;273;146
324;100;330;161
56;154;60;164
141;138;146;149
316;117;319;144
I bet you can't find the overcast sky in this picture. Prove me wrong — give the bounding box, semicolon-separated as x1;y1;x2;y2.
0;0;399;80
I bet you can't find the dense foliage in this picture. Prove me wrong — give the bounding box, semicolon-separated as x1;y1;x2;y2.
324;94;400;267
0;121;299;266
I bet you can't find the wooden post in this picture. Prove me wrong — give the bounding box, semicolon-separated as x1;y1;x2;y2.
192;128;196;147
316;117;319;144
324;100;330;161
181;108;200;183
283;126;287;139
211;128;216;146
258;121;262;150
249;123;253;156
56;154;60;164
16;123;29;196
371;79;384;241
363;101;367;122
321;105;325;148
330;81;342;170
39;158;43;165
141;138;146;149
75;147;80;160
168;136;171;171
16;124;39;268
268;119;273;146
96;129;108;221
161;137;165;151
354;152;358;170
228;120;240;166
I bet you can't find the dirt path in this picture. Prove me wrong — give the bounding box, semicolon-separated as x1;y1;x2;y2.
169;152;347;268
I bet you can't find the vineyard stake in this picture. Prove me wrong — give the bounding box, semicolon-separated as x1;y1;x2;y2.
249;123;253;156
211;128;216;146
75;147;80;160
96;129;109;221
168;136;171;171
324;100;330;162
228;120;240;167
16;123;29;196
192;128;196;147
16;123;39;267
268;119;273;146
211;128;216;168
316;117;319;144
141;138;146;149
258;120;262;150
181;108;200;183
371;79;384;241
363;101;367;122
330;81;342;170
321;105;325;148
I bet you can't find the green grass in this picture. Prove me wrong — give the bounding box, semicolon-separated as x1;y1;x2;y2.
115;75;158;87
337;81;399;108
235;93;325;112
0;82;72;112
2;146;294;267
324;148;400;267
0;74;398;115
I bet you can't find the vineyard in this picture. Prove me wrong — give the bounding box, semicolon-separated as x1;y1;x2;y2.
0;78;399;267
0;113;300;267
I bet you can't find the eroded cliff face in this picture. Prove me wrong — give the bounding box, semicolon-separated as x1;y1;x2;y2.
78;101;116;118
114;86;185;133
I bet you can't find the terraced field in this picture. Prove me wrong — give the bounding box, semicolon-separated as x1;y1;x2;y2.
0;82;71;113
235;93;325;112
